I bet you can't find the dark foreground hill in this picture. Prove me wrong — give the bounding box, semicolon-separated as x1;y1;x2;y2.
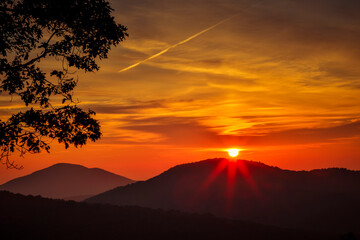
0;191;344;240
0;163;135;201
86;158;360;233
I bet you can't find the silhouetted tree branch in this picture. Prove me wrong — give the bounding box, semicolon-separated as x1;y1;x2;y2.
0;0;128;168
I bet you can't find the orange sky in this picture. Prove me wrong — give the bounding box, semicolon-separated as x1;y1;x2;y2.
1;0;360;184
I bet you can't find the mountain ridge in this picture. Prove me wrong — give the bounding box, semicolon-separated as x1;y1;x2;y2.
0;163;135;201
86;158;360;233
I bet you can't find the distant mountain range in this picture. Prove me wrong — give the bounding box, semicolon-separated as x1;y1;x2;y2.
86;158;360;233
0;191;341;240
0;163;135;201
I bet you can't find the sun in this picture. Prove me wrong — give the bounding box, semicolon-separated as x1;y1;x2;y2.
227;148;240;158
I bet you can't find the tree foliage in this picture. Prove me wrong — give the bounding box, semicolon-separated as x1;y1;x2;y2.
0;191;339;240
0;0;128;168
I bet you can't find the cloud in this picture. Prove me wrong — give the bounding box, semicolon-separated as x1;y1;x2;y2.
240;120;360;146
110;114;360;149
82;100;166;114
7;0;360;153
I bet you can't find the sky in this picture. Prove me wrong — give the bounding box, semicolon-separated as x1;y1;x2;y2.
1;0;360;183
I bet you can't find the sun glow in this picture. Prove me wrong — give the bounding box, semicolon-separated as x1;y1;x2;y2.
227;148;240;157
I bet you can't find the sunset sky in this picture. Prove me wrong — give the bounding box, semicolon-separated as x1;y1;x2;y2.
1;0;360;183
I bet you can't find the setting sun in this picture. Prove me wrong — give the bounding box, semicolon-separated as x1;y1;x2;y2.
227;149;240;158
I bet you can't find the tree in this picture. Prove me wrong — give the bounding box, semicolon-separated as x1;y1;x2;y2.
0;0;128;168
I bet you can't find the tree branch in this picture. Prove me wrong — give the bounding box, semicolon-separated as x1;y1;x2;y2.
17;30;58;68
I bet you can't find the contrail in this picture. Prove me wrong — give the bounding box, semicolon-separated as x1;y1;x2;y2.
119;15;237;73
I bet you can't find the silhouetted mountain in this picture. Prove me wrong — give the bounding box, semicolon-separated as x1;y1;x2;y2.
0;163;135;201
0;191;343;240
86;158;360;233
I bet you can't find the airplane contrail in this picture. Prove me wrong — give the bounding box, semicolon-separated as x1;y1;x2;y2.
119;15;237;73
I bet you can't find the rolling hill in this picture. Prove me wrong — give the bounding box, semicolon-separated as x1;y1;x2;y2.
0;191;341;240
0;163;135;201
86;158;360;233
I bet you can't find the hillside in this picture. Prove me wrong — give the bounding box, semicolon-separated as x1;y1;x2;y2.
0;163;135;201
86;158;360;233
0;191;342;240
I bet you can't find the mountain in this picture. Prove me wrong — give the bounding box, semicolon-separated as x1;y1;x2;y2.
0;163;135;201
0;191;341;240
86;158;360;234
